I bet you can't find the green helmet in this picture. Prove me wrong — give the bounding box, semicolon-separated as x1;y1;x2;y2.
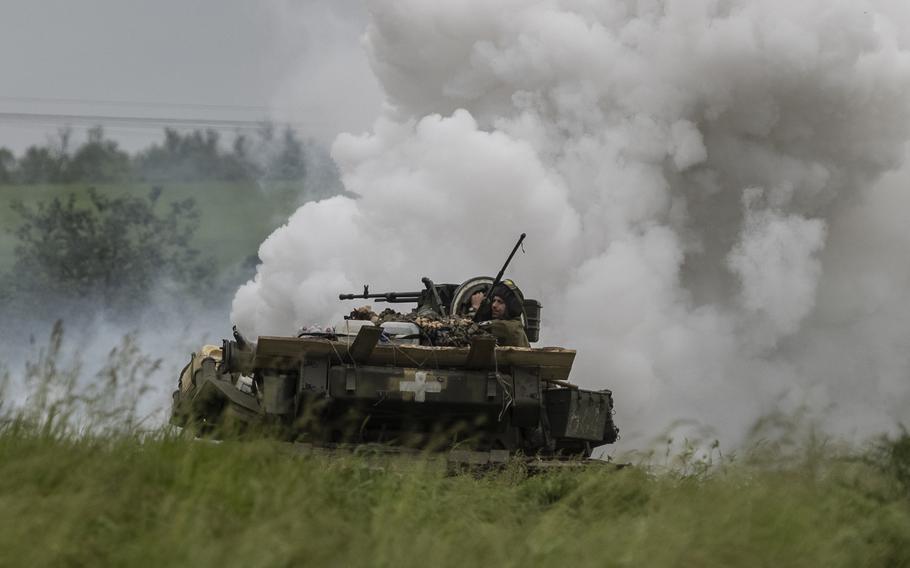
490;279;525;319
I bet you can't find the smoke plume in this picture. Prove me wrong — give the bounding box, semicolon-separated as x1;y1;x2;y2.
234;0;910;448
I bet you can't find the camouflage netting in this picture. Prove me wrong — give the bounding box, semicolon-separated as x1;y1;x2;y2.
348;305;489;347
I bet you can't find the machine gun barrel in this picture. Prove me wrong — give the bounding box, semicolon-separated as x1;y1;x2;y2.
338;290;422;303
493;232;526;286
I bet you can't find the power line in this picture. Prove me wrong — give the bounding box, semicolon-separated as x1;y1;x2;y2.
0;111;327;132
0;95;285;113
1;122;200;137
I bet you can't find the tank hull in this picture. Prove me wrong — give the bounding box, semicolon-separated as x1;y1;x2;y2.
172;331;618;457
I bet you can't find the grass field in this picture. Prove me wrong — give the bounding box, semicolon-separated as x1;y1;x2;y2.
1;419;908;568
0;181;312;276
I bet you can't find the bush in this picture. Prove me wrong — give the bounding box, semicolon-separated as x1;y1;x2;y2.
875;427;910;494
64;127;131;183
4;187;213;317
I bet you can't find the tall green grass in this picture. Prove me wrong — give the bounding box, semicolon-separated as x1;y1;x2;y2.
2;427;908;567
1;330;909;567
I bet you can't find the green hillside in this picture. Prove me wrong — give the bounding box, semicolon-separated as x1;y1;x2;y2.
0;181;310;276
1;422;908;567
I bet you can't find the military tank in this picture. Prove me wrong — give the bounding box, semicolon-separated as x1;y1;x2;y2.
171;238;618;465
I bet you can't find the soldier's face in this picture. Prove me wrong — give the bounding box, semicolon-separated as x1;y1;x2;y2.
491;296;507;319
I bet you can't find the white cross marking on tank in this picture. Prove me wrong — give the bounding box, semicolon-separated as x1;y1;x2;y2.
399;371;442;402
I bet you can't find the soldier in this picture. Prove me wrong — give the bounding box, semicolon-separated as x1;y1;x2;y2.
471;280;530;348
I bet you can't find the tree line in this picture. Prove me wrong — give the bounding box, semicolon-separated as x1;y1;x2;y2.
0;123;321;324
3;186;214;319
0;124;308;184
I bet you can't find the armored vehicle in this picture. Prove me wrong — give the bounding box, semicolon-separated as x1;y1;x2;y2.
171;237;618;462
171;275;618;461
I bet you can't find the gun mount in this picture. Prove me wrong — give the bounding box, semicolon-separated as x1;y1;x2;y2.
338;275;542;343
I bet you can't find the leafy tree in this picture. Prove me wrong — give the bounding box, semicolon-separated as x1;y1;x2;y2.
0;148;14;184
134;128;257;182
17;146;65;184
222;133;261;180
6;188;213;316
15;129;74;183
65;127;131;183
6;124;314;184
223;130;259;180
266;127;306;181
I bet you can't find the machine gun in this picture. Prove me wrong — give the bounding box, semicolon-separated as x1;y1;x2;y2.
339;277;455;316
338;286;422;304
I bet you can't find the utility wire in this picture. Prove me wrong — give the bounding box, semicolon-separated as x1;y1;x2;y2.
0;95;296;113
0;111;325;131
2;122;204;137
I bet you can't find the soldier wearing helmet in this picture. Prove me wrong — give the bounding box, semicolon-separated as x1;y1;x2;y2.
469;279;530;348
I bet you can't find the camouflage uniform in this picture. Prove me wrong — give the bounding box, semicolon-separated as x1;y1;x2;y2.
482;318;530;348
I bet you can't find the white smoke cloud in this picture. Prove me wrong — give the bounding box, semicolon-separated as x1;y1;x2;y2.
235;0;910;448
728;188;827;341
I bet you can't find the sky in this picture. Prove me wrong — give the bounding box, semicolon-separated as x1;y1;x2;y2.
0;0;382;153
